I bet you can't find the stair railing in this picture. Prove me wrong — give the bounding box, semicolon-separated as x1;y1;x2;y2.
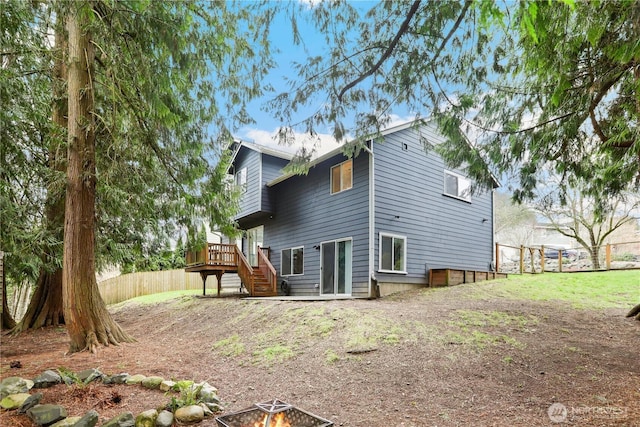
234;246;254;295
257;246;277;295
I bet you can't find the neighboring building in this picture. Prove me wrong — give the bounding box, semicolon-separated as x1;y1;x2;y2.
531;223;577;250
223;120;498;298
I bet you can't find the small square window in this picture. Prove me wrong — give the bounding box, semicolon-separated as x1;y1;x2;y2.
379;233;406;273
281;247;303;276
330;159;353;194
235;167;247;193
443;170;471;202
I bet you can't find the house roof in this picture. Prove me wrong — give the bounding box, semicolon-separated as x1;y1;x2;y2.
229;139;294;166
240;119;499;188
265;120;428;187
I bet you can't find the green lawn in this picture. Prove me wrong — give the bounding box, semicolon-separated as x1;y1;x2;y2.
110;289;203;307
468;270;639;309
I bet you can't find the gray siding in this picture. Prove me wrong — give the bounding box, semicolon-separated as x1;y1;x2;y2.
265;153;371;297
231;122;496;298
374;124;495;285
234;148;261;219
261;154;289;213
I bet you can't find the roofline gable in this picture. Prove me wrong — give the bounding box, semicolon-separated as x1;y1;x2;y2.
228;139;294;167
238;118;499;188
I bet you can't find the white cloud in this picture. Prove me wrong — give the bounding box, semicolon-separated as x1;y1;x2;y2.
239;113;418;159
240;127;343;158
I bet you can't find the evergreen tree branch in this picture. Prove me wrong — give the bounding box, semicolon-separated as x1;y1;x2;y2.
337;0;422;102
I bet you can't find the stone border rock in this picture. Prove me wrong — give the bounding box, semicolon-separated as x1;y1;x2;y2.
0;368;223;427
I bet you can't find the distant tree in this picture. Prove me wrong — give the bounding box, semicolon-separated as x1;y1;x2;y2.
494;192;537;247
535;183;639;270
120;235;187;274
266;0;639;205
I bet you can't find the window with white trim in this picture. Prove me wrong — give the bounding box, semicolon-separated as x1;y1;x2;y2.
443;170;471;202
379;233;406;273
330;159;353;194
235;167;247;193
281;247;304;276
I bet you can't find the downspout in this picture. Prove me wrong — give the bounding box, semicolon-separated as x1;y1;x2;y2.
362;141;376;298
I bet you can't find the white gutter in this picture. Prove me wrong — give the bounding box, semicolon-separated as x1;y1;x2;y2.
362;141;375;298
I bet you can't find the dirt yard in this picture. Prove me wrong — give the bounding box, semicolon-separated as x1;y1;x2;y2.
1;280;639;426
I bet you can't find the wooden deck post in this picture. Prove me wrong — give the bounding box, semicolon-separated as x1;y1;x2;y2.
606;244;611;270
495;243;500;273
199;272;207;296
215;271;223;297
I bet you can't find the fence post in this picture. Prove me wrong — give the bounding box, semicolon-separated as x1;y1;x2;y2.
606;244;611;270
519;245;524;274
529;248;536;273
558;247;563;273
495;243;500;273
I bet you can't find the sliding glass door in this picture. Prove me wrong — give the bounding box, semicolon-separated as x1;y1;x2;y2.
321;238;352;296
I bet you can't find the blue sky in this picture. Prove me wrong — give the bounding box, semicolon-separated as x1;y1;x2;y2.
234;1;414;156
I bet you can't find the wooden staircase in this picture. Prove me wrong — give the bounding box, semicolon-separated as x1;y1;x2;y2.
185;243;278;297
251;269;276;296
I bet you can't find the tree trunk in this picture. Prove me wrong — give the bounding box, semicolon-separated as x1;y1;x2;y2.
63;4;133;353
11;16;67;334
589;246;601;270
627;303;640;321
1;253;16;330
10;280;33;321
11;271;63;333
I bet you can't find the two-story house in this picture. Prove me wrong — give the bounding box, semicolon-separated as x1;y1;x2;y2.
188;120;499;298
234;119;499;297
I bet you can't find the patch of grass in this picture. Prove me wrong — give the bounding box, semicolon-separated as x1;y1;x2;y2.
450;310;538;331
325;349;340;364
255;323;289;346
252;344;295;364
216;304;421;366
287;306;335;337
211;334;245;357
467;271;638;309
334;308;410;351
109;289;203;308
441;310;526;351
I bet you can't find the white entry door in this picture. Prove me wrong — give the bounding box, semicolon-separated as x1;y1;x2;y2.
320;238;352;296
246;225;263;266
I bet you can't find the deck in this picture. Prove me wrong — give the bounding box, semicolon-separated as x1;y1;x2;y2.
185;243;277;297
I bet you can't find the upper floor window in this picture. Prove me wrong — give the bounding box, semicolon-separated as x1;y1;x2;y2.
331;159;353;194
444;170;471;202
281;246;304;276
379;233;406;273
235;167;247;193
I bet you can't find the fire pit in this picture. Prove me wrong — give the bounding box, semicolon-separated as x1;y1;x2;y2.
215;399;333;427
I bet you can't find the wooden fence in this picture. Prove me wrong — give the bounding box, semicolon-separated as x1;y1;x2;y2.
98;269;241;305
496;240;640;274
